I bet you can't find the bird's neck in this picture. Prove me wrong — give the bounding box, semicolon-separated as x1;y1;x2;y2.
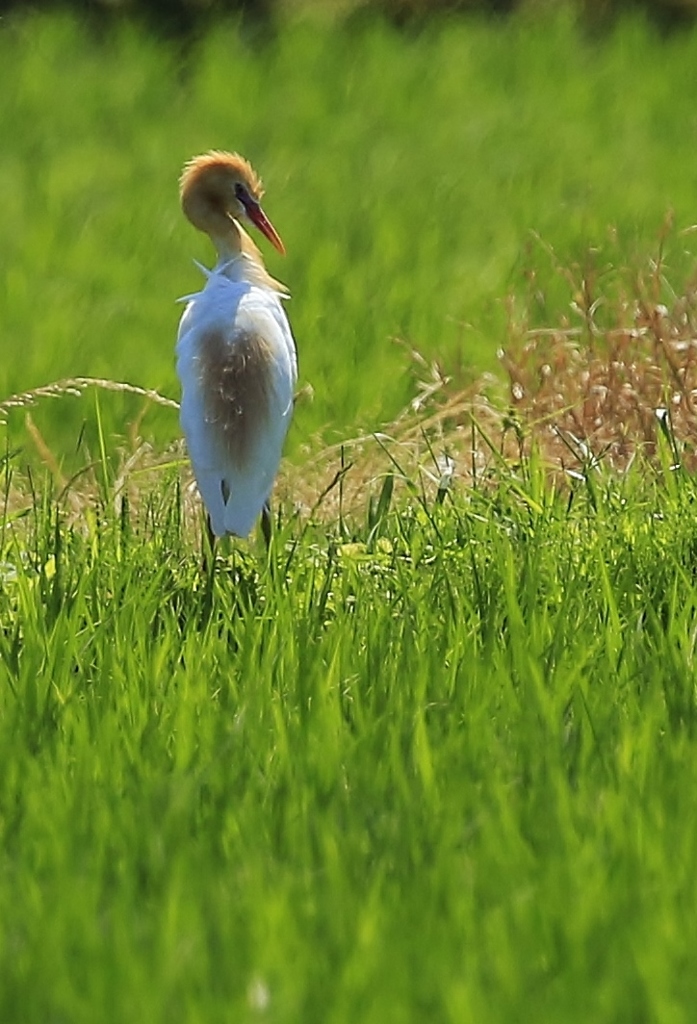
214;222;288;295
208;215;244;262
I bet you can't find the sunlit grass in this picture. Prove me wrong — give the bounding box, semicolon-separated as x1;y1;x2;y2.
3;433;697;1022
3;10;697;1023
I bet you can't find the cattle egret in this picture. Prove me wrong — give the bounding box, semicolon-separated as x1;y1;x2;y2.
176;151;297;547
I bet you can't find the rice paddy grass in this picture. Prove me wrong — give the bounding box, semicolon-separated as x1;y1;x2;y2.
2;8;697;1023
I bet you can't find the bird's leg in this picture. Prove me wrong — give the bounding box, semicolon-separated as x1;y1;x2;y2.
202;514;217;574
261;502;273;550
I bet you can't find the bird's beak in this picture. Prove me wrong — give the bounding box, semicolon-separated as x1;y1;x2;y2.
241;195;286;256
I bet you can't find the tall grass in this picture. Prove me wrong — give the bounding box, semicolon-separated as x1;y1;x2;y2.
3;436;697;1022
3;11;697;1022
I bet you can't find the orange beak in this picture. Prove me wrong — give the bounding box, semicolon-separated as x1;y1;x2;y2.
241;194;286;256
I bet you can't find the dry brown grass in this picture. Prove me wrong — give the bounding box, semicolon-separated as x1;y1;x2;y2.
499;231;697;476
283;229;697;521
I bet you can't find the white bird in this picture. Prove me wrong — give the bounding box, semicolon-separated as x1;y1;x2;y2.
176;150;297;547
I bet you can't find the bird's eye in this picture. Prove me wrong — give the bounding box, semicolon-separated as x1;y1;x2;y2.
234;183;247;204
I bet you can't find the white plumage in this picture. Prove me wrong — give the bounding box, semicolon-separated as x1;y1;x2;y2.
175;151;297;540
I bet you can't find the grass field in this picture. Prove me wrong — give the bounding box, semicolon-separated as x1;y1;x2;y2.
1;9;697;451
3;8;697;1024
5;434;697;1023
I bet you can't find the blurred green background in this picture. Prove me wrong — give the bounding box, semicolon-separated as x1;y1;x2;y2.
1;5;696;465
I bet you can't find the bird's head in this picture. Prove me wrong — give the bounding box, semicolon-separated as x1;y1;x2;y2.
180;151;285;255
